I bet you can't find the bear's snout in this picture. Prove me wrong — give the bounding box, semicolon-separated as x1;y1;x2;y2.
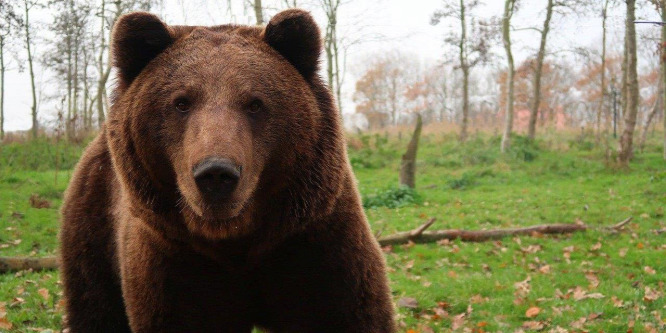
192;157;241;200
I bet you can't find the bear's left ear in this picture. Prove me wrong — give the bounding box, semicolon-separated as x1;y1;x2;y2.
112;12;173;86
262;9;322;80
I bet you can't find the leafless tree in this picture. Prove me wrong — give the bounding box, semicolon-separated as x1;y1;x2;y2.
617;0;639;165
95;0;157;129
319;0;343;112
500;0;516;153
650;0;666;160
22;0;39;138
431;0;494;142
0;0;22;140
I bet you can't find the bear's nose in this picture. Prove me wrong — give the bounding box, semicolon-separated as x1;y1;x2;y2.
193;158;241;199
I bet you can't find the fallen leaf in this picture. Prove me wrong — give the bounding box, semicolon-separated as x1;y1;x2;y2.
29;194;52;209
0;318;12;330
521;245;542;254
469;294;488;304
514;276;532;298
644;266;656;275
590;242;602;251
38;288;50;301
525;306;541;318
433;307;448;318
451;313;465;330
619;248;628;257
522;321;544;330
570;317;587;329
644;287;662;302
549;326;567;333
538;265;551;274
397;297;419;309
611;296;624;307
585;272;600;289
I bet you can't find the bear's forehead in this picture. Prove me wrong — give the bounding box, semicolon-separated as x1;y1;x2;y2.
163;26;282;70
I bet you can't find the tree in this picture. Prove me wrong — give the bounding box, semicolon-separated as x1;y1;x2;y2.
353;51;419;129
95;0;157;129
526;0;591;140
617;0;639;165
250;0;264;25
22;0;39;138
598;0;611;140
45;0;93;139
0;0;22;140
319;0;343;112
650;0;666;160
399;114;422;188
281;0;299;7
500;0;516;152
526;0;554;140
431;0;493;142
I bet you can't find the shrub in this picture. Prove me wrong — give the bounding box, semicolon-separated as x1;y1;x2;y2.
348;134;398;169
0;138;88;171
447;172;476;190
508;135;540;162
363;185;422;209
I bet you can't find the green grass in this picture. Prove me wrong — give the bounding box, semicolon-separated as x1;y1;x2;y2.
1;132;665;332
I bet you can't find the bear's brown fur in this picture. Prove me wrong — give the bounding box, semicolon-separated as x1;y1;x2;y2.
59;9;395;332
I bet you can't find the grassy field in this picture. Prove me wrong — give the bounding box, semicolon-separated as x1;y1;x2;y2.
0;131;664;332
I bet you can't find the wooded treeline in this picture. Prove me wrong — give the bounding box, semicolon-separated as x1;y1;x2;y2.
1;0;666;166
353;0;666;166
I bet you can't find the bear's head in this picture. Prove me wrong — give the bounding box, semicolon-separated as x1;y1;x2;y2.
106;10;347;239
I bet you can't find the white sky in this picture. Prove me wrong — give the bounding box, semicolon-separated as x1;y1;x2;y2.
1;0;661;131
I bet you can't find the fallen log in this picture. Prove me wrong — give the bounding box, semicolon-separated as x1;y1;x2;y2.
377;217;632;247
0;217;633;273
0;256;58;273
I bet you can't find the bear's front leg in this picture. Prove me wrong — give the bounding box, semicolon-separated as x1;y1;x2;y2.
118;219;255;333
117;220;174;332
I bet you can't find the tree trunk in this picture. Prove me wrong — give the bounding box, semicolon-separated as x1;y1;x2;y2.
73;28;80;138
399;114;422;188
459;0;469;142
618;0;639;165
600;0;609;141
527;0;553;140
253;0;264;25
322;0;341;114
500;0;515;153
96;0;107;127
0;36;5;141
66;25;73;139
639;91;660;152
25;1;38;139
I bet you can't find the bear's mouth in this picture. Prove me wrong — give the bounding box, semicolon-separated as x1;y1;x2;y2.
200;199;250;221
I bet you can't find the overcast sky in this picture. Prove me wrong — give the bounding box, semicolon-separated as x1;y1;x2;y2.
1;0;661;131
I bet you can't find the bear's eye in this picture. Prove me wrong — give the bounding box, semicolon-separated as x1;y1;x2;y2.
248;99;263;114
174;98;191;113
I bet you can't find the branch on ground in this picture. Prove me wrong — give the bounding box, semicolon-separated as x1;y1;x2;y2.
377;217;633;247
0;217;634;273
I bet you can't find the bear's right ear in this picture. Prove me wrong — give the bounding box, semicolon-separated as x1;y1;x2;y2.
262;9;322;80
112;12;173;86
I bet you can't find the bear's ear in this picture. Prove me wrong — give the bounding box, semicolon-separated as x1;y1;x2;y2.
112;12;173;86
262;9;322;80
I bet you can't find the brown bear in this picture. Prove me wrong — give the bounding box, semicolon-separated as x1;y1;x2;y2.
59;9;396;333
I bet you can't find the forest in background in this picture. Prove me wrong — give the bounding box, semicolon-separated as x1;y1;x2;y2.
0;0;665;167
